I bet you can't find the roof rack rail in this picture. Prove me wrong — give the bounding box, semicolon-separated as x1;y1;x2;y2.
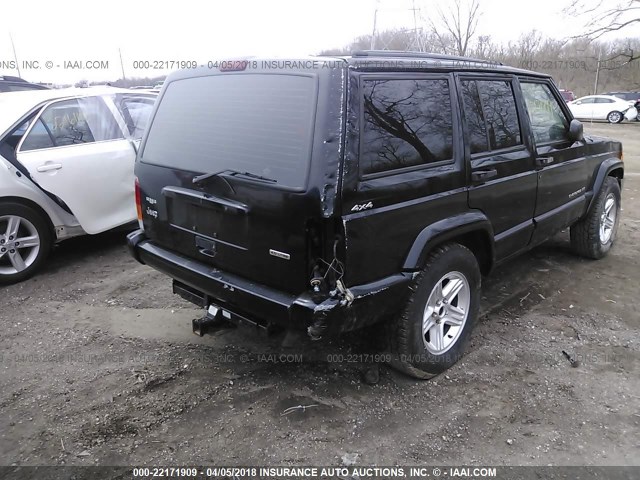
351;50;503;66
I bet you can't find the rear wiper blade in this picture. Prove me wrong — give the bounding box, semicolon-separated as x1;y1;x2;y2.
192;169;277;185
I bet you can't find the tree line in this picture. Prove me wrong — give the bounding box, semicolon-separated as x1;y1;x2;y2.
320;0;640;96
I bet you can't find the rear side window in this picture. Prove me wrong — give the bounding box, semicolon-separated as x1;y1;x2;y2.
361;78;453;176
117;95;155;139
460;79;522;153
520;82;570;144
6;84;41;92
20;119;54;150
20;97;123;151
460;81;488;154
141;74;317;189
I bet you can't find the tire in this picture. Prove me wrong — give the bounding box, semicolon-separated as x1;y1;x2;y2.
607;111;623;124
570;177;621;259
388;243;481;379
0;202;52;284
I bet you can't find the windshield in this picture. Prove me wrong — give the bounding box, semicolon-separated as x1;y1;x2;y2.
140;73;318;189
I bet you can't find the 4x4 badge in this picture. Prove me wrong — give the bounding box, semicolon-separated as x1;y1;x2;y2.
351;201;374;212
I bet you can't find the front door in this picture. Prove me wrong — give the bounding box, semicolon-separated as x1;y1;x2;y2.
519;79;590;245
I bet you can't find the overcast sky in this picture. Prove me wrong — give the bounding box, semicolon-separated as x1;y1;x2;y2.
0;0;634;84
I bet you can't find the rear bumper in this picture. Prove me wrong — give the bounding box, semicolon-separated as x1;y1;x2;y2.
127;230;413;335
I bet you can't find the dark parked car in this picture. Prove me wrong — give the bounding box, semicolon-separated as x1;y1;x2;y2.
128;51;624;379
603;91;640;102
0;76;49;92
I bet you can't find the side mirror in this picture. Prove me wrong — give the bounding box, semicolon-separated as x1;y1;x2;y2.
569;119;583;142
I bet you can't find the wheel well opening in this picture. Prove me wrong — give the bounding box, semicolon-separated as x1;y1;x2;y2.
608;168;623;186
435;230;493;276
1;196;55;239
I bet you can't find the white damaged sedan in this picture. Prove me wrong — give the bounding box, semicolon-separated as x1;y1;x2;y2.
0;88;155;283
568;95;637;123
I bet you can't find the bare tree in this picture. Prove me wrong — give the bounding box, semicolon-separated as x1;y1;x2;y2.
319;29;422;56
567;0;640;64
568;0;640;39
511;31;543;64
428;0;481;56
318;23;640;93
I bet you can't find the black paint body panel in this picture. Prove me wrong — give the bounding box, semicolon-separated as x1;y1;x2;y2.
129;56;624;334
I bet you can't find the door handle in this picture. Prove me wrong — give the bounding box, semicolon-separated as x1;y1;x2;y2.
471;168;498;182
36;163;62;172
535;157;554;167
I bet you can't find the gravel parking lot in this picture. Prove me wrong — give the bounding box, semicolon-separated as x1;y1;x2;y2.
1;122;639;467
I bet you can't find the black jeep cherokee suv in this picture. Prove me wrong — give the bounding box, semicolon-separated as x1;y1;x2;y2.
128;51;624;379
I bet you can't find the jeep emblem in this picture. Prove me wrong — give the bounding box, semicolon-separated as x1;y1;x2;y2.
269;249;290;260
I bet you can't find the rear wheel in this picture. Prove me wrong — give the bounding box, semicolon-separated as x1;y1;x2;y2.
0;202;52;284
570;177;621;259
607;111;623;124
389;243;481;379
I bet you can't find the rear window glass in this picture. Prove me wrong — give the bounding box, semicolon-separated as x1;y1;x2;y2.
141;74;317;189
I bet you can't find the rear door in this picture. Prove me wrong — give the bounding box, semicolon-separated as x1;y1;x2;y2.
16;96;137;233
519;78;589;244
458;75;537;261
593;97;616;120
341;73;467;286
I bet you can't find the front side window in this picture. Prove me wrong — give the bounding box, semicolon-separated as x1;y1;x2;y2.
595;97;614;104
20;97;123;151
521;82;570;144
460;79;522;153
361;78;453;176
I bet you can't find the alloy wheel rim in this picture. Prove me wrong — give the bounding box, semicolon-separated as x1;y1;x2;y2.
0;215;41;275
422;271;470;355
599;194;617;244
609;112;621;123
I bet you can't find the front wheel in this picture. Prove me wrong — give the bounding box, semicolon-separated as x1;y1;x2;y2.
0;202;52;284
389;243;481;379
607;111;623;124
570;177;621;259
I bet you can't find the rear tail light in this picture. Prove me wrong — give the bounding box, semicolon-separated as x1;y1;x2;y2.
134;176;143;226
